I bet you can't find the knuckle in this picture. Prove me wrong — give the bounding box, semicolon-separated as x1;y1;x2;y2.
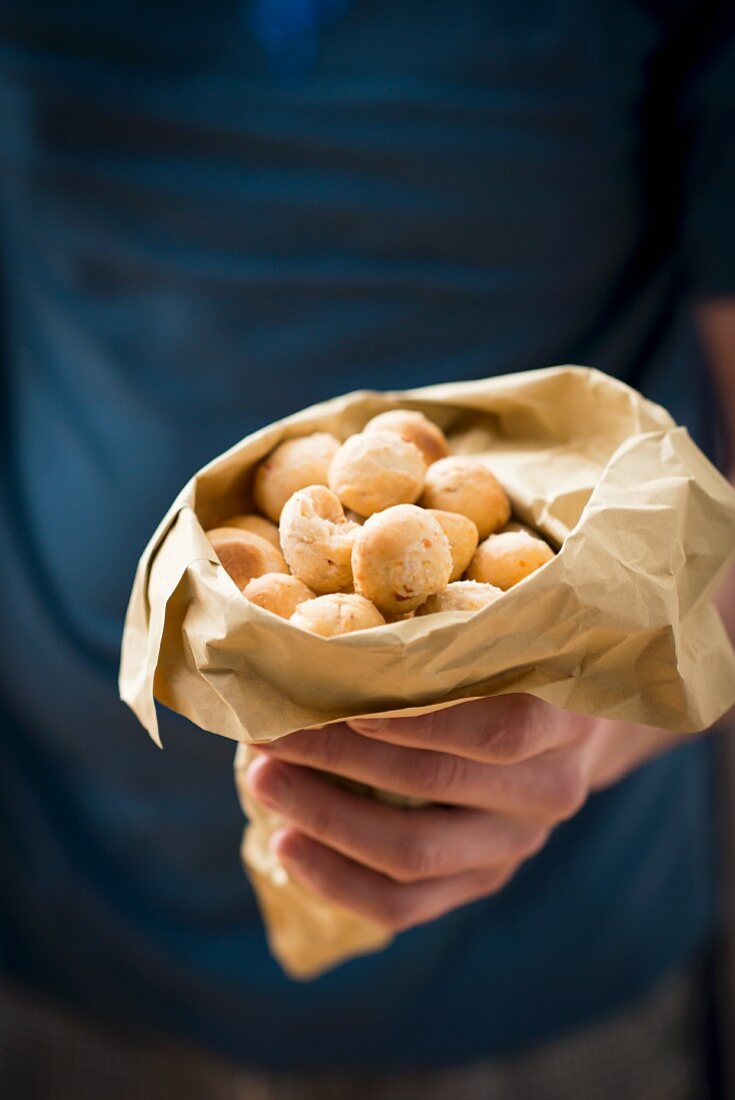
477;720;529;764
523;697;548;741
490;860;522;892
392;832;444;882
548;756;587;819
518;826;550;859
473;694;550;763
481;865;514;895
374;890;415;932
312;731;346;773
510;699;545;757
403;712;444;747
411;751;462;799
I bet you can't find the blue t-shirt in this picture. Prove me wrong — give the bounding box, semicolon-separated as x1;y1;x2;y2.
1;0;733;1071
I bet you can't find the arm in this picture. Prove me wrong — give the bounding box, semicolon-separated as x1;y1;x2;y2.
698;300;735;688
246;14;735;931
697;299;735;477
243;317;735;932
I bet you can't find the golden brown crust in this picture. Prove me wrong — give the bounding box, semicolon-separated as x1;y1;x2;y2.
219;513;281;549
351;504;452;615
364;410;449;466
243;573;315;619
467;530;554;590
289;593;385;637
427;509;479;581
419;457;510;539
328;431;425;517
416;580;503;615
499;520;542;538
253;433;340;522
206;527;288;590
279;486;359;594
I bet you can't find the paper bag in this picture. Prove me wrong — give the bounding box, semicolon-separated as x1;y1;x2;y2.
119;366;735;978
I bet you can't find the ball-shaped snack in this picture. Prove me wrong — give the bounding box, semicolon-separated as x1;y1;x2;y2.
243;573;314;619
417;580;503;615
279;485;360;594
427;509;479;582
383;610;415;623
219;513;281;549
253;432;340;522
500;519;541;538
419;457;510;539
289;593;385;637
467;530;555;590
364;410;449;466
352;504;452;616
206;527;288;590
328;431;425;517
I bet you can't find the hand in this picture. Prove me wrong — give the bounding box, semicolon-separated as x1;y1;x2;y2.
246;696;690;933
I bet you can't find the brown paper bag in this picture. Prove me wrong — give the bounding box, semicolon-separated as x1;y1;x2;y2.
119;366;735;979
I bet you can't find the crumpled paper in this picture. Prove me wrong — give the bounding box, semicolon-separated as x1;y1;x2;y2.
119;365;735;979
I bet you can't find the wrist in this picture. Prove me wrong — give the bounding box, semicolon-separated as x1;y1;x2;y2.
586;718;687;791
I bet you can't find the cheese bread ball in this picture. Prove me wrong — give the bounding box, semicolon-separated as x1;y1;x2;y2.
290;593;385;637
253;432;340;522
427;509;479;582
500;520;540;538
352;504;452;616
206;527;288;590
420;457;510;539
279;485;359;594
243;573;314;619
364;410;449;466
467;530;554;590
328;431;425;517
417;580;503;615
219;513;281;549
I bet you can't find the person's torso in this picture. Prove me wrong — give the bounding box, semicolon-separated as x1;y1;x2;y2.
0;0;717;1068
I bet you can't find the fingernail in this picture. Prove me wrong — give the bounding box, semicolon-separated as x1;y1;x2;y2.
347;718;387;734
270;827;306;869
248;761;294;810
269;827;290;852
268;830;292;885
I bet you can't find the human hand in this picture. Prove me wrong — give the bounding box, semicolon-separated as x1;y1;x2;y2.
246;697;687;932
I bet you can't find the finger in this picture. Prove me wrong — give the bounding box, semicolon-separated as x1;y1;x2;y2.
346;694;580;764
247;755;546;881
259;725;587;820
273;828;521;932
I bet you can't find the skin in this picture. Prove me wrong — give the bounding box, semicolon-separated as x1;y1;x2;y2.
247;302;735;934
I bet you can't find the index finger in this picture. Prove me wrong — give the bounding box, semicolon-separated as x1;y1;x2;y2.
347;695;580;765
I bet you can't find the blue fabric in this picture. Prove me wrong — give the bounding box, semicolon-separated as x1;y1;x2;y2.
248;0;354;77
0;0;732;1072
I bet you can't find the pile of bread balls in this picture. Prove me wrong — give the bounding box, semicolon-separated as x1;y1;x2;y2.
205;410;555;638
